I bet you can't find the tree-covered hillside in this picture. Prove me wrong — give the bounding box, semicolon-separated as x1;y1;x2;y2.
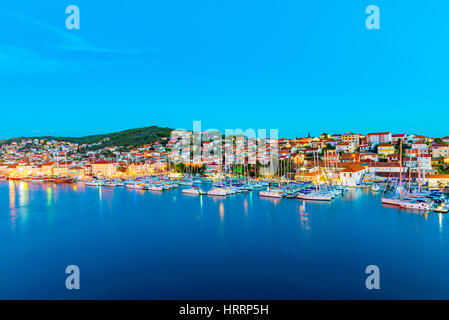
0;126;173;147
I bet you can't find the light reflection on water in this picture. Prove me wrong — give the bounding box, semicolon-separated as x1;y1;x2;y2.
8;181;16;229
219;202;225;222
46;187;52;206
1;182;449;299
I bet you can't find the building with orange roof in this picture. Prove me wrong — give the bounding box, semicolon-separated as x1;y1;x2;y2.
336;142;355;153
426;174;449;187
339;163;367;187
431;144;449;159
340;152;359;162
377;143;395;159
367;132;392;145
341;132;361;147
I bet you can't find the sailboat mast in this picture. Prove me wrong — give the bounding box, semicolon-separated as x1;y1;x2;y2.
399;140;402;199
418;148;421;193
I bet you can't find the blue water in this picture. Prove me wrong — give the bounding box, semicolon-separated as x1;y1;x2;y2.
1;181;449;299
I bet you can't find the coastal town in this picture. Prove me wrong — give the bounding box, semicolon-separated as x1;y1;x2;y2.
1;131;448;184
1;130;448;211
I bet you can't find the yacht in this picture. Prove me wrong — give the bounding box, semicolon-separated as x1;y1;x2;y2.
126;183;144;190
259;190;283;198
371;184;381;192
298;192;332;201
207;187;228;196
85;181;98;187
399;199;432;211
433;203;449;213
103;182;117;187
147;185;164;191
182;187;205;195
52;177;74;183
381;197;401;206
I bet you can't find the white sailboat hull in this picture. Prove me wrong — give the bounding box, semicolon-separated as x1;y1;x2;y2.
259;191;283;198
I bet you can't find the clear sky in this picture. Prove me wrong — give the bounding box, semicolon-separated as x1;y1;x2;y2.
0;1;448;139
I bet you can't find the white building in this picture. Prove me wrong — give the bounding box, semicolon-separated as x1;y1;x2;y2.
431;144;449;159
377;143;395;158
339;164;367;187
367;132;392;145
404;155;432;172
391;134;407;145
411;142;428;153
367;163;407;174
336;142;355;153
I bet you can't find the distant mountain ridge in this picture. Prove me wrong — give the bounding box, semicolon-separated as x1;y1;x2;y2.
0;126;174;148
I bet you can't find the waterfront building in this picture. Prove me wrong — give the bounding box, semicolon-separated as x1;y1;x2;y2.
91;160;117;177
426;174;449;187
367;163;407;175
339;163;367;187
404;155;433;172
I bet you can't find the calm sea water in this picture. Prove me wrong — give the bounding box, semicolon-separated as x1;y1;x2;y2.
1;181;449;299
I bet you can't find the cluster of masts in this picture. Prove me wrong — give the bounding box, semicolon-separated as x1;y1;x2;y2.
381;141;448;212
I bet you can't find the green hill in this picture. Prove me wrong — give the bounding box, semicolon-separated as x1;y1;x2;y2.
0;126;173;148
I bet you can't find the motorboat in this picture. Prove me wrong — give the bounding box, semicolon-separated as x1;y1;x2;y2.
207;187;228;196
182;187;205;195
103;182;117;187
259;190;283;198
399;199;432;211
298;192;332;201
147;185;163;191
126;183;144;190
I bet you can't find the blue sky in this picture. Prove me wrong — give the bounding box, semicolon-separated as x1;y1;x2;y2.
0;1;448;139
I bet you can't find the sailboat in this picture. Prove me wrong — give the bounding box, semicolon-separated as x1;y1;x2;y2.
381;141;403;206
397;149;432;211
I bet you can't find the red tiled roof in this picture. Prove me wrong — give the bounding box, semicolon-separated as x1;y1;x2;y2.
341;164;366;172
367;132;391;136
432;144;449;148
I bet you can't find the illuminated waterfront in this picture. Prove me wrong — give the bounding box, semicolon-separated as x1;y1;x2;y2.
1;181;449;299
